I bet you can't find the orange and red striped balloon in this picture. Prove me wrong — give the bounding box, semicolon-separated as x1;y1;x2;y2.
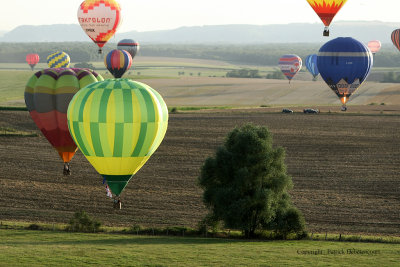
391;29;400;52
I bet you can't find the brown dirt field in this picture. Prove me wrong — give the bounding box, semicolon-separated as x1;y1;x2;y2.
0;108;399;236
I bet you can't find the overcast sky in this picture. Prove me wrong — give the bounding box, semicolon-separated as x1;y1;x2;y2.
1;0;399;32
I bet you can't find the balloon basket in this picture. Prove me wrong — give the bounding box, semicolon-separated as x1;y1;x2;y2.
113;198;122;209
323;27;330;37
63;163;71;176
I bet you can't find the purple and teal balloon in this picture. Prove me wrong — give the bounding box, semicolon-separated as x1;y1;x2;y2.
104;49;132;78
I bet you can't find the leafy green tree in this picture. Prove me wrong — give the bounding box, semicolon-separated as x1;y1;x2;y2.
198;124;305;238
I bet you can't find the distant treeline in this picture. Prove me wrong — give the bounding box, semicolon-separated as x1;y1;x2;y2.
1;42;400;67
382;72;400;83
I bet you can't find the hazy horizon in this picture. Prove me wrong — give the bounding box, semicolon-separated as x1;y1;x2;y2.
1;0;399;32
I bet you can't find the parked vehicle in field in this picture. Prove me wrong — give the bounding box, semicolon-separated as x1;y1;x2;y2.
282;108;293;113
303;108;319;114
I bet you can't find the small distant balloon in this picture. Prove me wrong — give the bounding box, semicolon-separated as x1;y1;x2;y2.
318;37;373;108
117;39;140;59
279;55;302;83
367;40;381;54
391;29;400;52
305;54;319;79
306;0;348;36
104;49;132;78
26;54;40;71
47;51;70;68
77;0;122;54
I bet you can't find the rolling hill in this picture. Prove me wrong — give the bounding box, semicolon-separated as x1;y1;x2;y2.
0;21;398;44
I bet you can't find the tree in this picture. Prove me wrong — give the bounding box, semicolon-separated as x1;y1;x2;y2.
266;69;285;80
198;124;305;238
66;211;102;233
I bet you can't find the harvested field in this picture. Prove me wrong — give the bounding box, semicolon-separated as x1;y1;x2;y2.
137;78;400;107
0;108;399;236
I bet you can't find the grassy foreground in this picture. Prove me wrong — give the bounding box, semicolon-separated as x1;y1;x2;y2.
0;229;399;266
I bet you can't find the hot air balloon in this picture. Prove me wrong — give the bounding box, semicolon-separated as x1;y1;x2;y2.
117;39;140;59
317;37;373;111
306;0;347;36
25;68;104;175
77;0;122;54
47;51;70;68
104;49;132;78
67;79;168;206
305;54;319;80
391;29;400;52
26;54;40;71
279;54;302;83
367;40;381;55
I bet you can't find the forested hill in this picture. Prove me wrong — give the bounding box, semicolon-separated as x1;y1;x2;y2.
1;43;400;67
0;21;398;44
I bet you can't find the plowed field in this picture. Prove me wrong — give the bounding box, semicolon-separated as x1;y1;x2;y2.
1;107;399;236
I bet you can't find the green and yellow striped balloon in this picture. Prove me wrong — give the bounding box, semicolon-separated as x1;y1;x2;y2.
67;79;168;196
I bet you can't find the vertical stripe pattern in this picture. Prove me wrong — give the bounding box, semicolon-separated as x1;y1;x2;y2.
67;79;169;195
104;49;132;78
26;53;40;70
305;54;319;78
391;29;400;52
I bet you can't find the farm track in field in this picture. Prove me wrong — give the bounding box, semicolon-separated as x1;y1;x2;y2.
0;108;399;236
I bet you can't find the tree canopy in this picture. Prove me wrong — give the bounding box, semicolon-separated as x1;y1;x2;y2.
198;124;305;238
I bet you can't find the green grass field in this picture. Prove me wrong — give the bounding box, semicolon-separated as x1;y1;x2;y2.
0;229;399;266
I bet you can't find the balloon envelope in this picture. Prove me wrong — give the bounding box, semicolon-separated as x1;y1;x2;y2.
47;52;70;68
279;55;302;82
306;0;347;35
67;79;169;196
104;49;132;78
317;37;373;105
25;68;104;165
26;54;40;71
117;39;140;59
305;54;319;79
77;0;121;53
391;29;400;52
367;40;381;54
